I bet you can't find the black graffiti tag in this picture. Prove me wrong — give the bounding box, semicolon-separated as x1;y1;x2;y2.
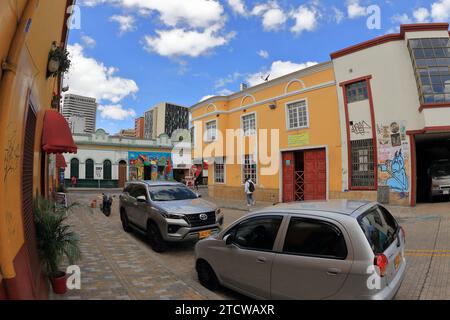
351;120;371;136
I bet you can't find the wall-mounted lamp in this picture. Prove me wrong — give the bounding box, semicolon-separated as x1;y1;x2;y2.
268;103;277;110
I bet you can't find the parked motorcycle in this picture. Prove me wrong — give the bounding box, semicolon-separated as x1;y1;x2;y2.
101;193;113;217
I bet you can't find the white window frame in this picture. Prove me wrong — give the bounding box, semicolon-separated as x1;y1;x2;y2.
285;98;309;131
213;157;226;184
205;119;217;142
240;111;257;136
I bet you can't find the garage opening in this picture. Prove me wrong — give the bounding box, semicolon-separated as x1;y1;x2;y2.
415;132;450;203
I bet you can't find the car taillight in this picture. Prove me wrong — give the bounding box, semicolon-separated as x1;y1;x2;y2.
375;254;388;277
400;226;406;243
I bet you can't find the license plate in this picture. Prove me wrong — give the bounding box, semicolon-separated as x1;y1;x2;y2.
199;230;212;239
443;190;449;195
394;253;402;270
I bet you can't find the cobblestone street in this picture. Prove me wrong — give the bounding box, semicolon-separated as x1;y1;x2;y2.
52;190;450;300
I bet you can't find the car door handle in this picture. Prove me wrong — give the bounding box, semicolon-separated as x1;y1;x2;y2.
327;268;341;276
256;257;267;264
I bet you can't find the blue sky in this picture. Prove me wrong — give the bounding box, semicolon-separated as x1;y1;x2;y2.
64;0;449;134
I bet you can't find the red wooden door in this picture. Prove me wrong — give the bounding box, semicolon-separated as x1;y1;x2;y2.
304;149;326;201
282;152;295;202
118;162;127;188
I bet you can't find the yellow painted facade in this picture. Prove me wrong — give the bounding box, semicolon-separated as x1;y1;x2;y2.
191;62;342;202
0;0;71;299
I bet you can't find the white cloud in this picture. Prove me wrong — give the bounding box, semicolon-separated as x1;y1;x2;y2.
110;15;136;34
214;72;241;88
81;35;96;48
347;0;367;19
246;60;318;87
391;0;449;27
217;88;234;96
257;50;269;59
80;0;112;6
65;43;139;103
431;0;450;21
251;1;287;31
98;104;136;120
200;95;215;102
144;26;235;58
413;7;430;22
391;13;412;25
120;0;225;29
227;0;248;16
290;6;319;35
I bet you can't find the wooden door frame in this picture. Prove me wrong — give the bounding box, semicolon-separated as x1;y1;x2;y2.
279;145;329;203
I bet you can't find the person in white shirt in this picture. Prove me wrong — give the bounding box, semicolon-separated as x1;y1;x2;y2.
244;178;256;209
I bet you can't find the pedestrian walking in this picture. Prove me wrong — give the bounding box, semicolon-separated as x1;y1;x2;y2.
194;175;200;191
244;177;256;210
71;176;77;188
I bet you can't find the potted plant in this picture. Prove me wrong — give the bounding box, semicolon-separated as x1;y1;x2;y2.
47;42;71;78
34;196;81;294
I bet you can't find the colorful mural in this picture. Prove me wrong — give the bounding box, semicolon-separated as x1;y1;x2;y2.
128;151;173;181
377;121;410;198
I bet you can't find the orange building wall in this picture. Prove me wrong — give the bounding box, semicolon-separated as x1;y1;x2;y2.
0;0;71;299
191;63;342;202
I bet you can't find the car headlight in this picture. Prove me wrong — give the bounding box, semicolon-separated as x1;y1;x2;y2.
216;208;222;215
162;212;184;219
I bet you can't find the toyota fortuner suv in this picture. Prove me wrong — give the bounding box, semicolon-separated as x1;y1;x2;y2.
119;181;223;252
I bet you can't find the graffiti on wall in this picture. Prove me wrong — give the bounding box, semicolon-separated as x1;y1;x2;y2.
4;124;21;183
351;120;371;136
377;121;409;198
128;151;173;181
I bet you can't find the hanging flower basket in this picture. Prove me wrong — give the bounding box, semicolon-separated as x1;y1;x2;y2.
47;42;71;78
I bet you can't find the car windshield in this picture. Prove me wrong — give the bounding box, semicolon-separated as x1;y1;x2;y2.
431;162;450;177
148;185;198;201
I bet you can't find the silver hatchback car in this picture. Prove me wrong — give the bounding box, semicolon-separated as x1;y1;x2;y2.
195;200;406;300
119;181;223;252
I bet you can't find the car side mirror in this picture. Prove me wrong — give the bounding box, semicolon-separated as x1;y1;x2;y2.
136;195;147;203
223;234;234;246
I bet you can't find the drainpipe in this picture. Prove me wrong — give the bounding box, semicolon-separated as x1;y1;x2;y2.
0;0;39;282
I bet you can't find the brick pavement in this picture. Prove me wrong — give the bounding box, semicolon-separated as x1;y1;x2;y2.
50;196;220;300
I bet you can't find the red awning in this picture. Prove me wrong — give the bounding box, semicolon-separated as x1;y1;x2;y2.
42;110;77;154
56;153;67;168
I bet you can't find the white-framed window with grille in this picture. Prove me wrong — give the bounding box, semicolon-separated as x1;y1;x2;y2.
242;154;257;184
214;157;225;184
286;100;309;130
205;120;217;142
241;112;256;136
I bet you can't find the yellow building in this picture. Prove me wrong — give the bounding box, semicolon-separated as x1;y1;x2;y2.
0;0;74;299
191;62;342;203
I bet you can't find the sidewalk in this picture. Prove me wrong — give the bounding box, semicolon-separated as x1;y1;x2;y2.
197;188;274;211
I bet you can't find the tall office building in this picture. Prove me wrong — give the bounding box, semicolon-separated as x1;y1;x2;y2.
62;93;98;133
135;117;145;138
143;102;189;139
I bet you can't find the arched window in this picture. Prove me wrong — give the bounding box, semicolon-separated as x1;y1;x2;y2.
85;159;94;179
103;160;112;180
70;158;79;179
